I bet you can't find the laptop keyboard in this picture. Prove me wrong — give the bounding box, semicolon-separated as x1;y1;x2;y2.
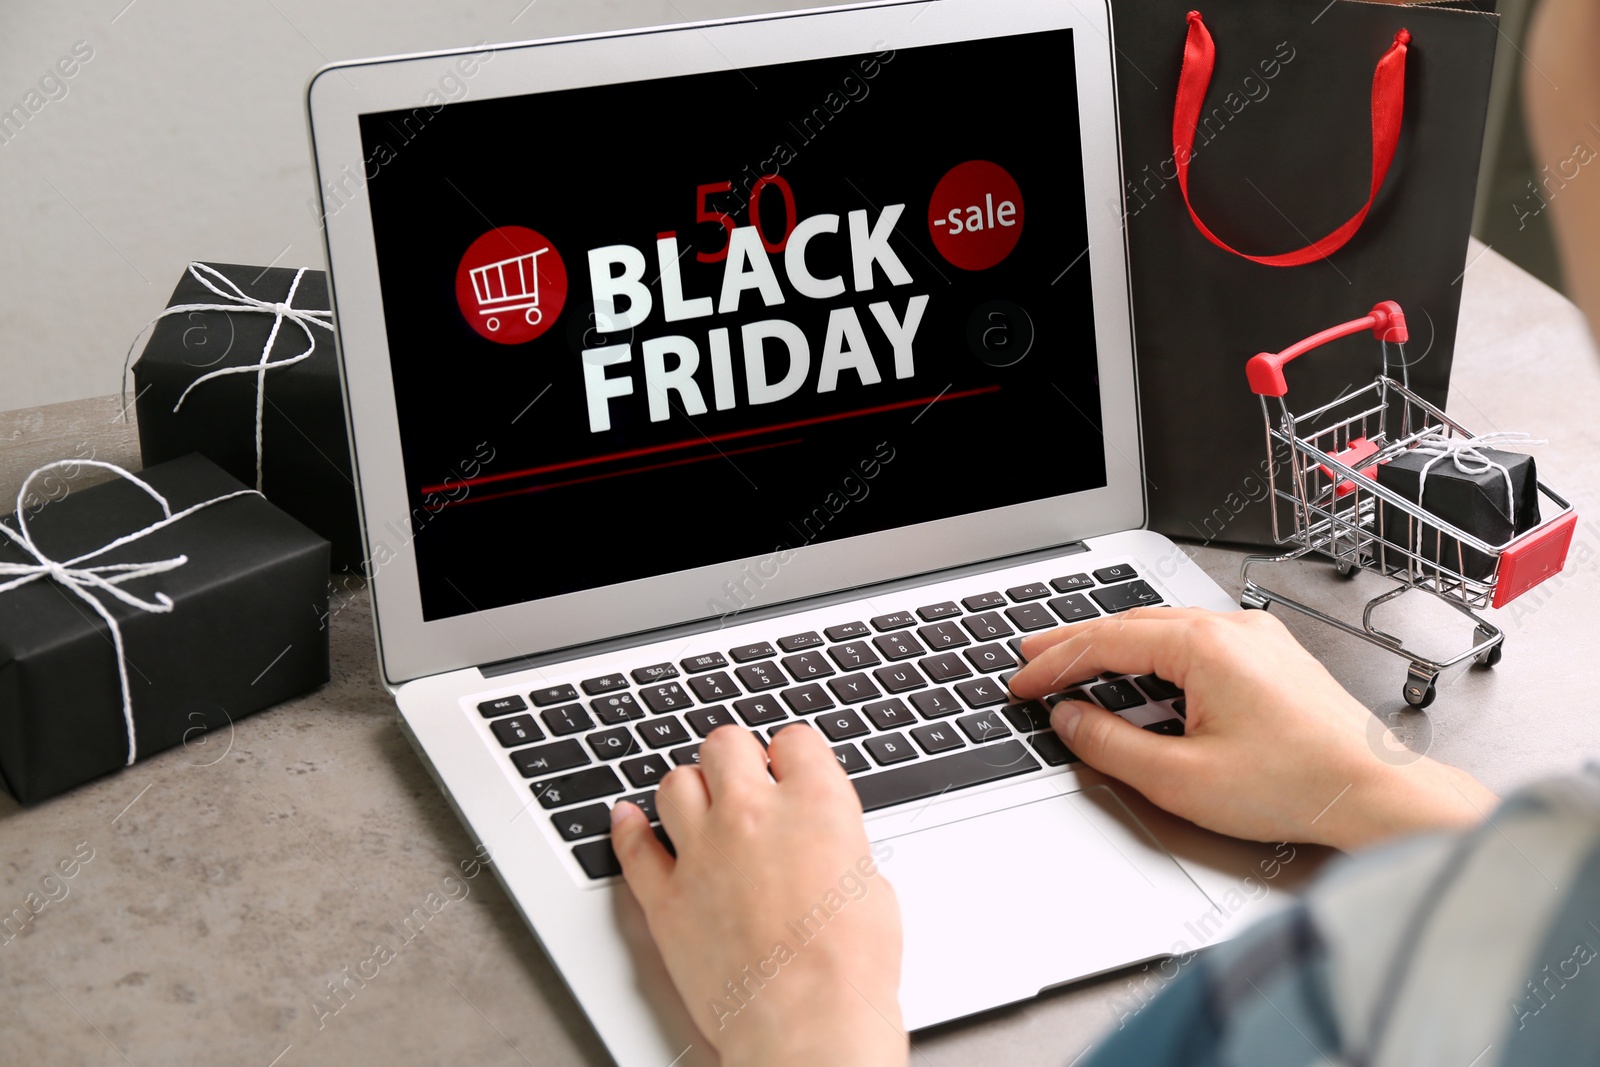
473;562;1185;880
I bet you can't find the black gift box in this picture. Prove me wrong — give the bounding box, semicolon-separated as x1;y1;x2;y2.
1376;445;1541;580
132;262;363;570
0;454;330;804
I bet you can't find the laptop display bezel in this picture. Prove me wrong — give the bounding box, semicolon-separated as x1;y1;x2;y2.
307;0;1141;686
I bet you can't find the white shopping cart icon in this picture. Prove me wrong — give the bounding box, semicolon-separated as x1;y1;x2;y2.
469;247;548;332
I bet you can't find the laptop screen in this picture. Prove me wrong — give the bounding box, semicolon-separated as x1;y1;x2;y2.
359;27;1105;622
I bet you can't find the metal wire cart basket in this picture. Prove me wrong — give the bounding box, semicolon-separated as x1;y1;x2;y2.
1238;301;1578;708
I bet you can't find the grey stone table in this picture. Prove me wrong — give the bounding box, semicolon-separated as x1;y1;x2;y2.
4;243;1599;1066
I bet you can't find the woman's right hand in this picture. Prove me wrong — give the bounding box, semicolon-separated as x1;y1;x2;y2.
1007;607;1496;851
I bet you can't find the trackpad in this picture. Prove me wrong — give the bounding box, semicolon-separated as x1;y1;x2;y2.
876;785;1216;1030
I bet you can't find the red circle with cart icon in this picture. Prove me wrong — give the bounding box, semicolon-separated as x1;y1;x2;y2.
455;226;567;344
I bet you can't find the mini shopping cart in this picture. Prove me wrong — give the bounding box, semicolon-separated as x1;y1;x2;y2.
470;247;547;332
1238;300;1578;708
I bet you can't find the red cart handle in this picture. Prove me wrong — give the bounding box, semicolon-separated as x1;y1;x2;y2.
1175;11;1411;267
1246;300;1408;397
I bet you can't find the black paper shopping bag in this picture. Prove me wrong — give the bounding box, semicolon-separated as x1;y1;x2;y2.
1109;0;1499;546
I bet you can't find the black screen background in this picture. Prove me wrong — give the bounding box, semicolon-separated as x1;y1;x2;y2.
360;29;1107;621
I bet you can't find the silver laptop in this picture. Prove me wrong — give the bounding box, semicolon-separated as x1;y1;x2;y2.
307;2;1289;1062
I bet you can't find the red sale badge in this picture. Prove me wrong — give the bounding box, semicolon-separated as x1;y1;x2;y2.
928;160;1024;271
456;226;568;344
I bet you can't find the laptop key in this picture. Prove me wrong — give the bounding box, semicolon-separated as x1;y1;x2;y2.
586;727;640;761
780;684;834;715
531;684;579;707
777;631;824;652
639;683;693;714
541;704;594;736
852;741;1040;812
954;677;1008;708
824;621;870;641
827;673;882;705
917;621;969;650
817;707;871;742
617;791;658;822
964;643;1017;673
1091;580;1164;614
1091;679;1147;711
732;695;787;727
864;732;918;766
1173;697;1187;718
591;692;646;725
781;651;835;681
638;716;693;749
1006;582;1050;602
632;663;679;684
860;698;915;731
1047;688;1093;707
1050;573;1094;593
910;722;966;755
961;592;1007;612
490;715;545;748
682;652;729;674
1093;564;1139;584
962;611;1014;640
1001;701;1053;733
581;674;628;696
957;710;1012;743
553;803;612;842
909;688;962;719
620;753;671;787
531;765;625;809
870;611;916;631
1048;594;1100;623
1005;603;1057;632
873;631;925;661
917;602;961;621
571;825;673;880
1029;732;1080;766
729;641;776;663
669;744;702;766
1135;674;1184;702
688;671;741;702
1145;718;1185;736
920;652;972;684
735;661;785;692
686;705;737;736
832;743;871;774
828;641;881;670
872;662;926;694
510;739;588;778
769;721;811;738
478;694;527;718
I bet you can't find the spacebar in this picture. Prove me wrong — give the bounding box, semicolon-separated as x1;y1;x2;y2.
852;741;1041;813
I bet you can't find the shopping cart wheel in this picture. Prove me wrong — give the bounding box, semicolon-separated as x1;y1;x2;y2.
1473;626;1504;668
1239;589;1270;611
1402;669;1437;709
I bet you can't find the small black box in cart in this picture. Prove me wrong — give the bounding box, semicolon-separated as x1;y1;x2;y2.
132;262;364;570
0;454;330;805
1376;445;1541;581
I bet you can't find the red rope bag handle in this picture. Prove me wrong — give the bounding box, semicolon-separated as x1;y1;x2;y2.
1173;10;1411;267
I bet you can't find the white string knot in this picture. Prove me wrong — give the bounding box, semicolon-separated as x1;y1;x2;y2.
0;460;261;766
1410;430;1544;529
119;262;334;492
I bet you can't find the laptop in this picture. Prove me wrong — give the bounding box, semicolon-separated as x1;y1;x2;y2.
307;2;1293;1062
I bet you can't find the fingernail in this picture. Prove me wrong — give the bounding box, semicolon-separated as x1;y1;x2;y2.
611;802;635;826
1053;702;1084;743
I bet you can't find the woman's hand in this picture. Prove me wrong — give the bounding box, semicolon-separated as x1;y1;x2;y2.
1008;607;1496;851
611;723;909;1067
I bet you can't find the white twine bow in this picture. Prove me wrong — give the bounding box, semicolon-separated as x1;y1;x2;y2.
0;460;261;765
1410;430;1545;529
119;262;334;492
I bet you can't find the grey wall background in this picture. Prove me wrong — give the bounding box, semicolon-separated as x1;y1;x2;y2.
0;0;810;412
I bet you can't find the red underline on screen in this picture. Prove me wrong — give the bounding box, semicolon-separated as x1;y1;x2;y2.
437;437;806;509
417;384;1001;495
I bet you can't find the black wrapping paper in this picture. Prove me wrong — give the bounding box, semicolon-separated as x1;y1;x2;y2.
0;454;329;804
131;262;363;569
1376;446;1541;580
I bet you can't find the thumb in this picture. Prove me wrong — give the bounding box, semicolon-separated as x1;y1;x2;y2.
611;802;673;905
1052;699;1184;792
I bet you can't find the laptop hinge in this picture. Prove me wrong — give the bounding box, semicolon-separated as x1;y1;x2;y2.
477;539;1090;677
